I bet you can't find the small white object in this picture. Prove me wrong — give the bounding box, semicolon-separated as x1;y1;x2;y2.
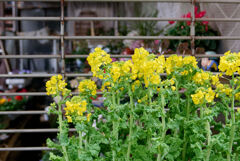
43;106;49;121
0;134;9;141
6;78;25;89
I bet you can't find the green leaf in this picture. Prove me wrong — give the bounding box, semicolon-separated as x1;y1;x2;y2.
49;152;63;161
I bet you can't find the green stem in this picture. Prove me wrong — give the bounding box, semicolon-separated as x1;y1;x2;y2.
127;85;134;161
176;80;181;114
78;131;83;158
58;103;69;161
147;88;153;149
235;153;239;161
227;82;235;161
182;96;190;161
112;91;118;161
174;81;180;137
148;88;152;105
205;120;212;161
225;111;228;124
200;105;203;119
157;92;166;161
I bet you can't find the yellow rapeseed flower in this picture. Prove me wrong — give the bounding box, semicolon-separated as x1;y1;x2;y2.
110;62;121;82
183;56;198;68
166;55;183;75
191;87;215;105
101;82;111;91
211;75;220;86
64;96;87;123
132;48;149;66
78;79;97;96
171;86;176;91
166;55;197;75
132;80;141;91
191;90;204;105
216;83;232;96
46;75;68;96
122;60;133;74
205;88;215;103
218;51;240;76
87;113;92;122
130;48;165;86
87;47;112;78
193;70;210;85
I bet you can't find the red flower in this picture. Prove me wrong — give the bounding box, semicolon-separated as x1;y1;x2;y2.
8;98;12;102
196;11;206;18
168;21;175;24
20;88;27;93
182;12;192;26
202;21;209;25
15;96;23;101
195;6;198;15
186;12;192;18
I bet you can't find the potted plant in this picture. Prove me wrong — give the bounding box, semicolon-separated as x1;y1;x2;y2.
166;7;219;53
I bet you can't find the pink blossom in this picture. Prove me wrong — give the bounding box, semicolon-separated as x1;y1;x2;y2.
154;40;160;45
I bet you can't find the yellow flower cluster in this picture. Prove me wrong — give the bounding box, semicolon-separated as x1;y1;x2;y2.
131;48;165;87
110;62;122;82
87;113;92;122
87;47;112;78
166;55;197;75
182;56;198;68
46;75;68;96
101;81;111;91
86;47;168;87
109;48;165;87
216;83;232;96
78;79;97;96
219;51;240;76
193;70;210;85
166;55;183;75
132;48;150;66
64;96;88;123
211;75;220;86
132;80;141;91
191;88;215;105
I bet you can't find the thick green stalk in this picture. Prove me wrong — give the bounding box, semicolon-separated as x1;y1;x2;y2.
225;111;228;124
227;75;236;161
205;120;212;161
78;131;83;158
227;88;235;161
147;88;153;149
127;85;134;161
182;96;190;161
157;92;166;161
174;81;180;136
176;81;181;114
235;153;239;161
200;105;203;119
58;103;69;161
112;91;118;161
